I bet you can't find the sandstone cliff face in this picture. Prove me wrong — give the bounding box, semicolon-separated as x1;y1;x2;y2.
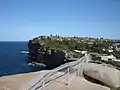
28;39;66;69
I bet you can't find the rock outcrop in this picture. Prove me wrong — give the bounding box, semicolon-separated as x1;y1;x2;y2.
61;77;110;90
82;63;120;89
28;39;66;69
28;36;84;69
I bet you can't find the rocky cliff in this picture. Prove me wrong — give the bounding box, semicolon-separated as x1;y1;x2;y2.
28;37;66;69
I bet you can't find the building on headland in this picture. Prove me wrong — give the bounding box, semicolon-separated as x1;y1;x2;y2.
101;55;117;61
108;49;113;53
74;50;87;55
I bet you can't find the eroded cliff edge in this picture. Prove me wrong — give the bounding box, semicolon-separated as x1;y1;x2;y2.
28;36;82;69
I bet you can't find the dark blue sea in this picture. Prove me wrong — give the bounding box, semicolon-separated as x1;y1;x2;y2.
0;42;39;76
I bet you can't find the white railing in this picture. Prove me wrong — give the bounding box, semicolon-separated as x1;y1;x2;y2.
28;54;89;90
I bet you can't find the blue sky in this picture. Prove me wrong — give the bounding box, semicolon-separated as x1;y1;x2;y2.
0;0;120;41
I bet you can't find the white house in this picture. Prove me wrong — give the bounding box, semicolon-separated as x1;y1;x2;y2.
114;59;120;62
74;50;87;54
108;49;113;53
101;55;117;61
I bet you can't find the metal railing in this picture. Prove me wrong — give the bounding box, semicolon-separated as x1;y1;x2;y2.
28;54;89;90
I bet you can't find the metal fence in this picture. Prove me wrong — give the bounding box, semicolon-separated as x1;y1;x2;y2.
28;54;87;90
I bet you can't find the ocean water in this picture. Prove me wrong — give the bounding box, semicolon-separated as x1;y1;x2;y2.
0;42;39;76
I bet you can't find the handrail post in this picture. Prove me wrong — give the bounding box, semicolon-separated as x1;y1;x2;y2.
42;81;44;90
80;60;83;77
77;63;79;76
42;74;45;90
66;66;70;85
